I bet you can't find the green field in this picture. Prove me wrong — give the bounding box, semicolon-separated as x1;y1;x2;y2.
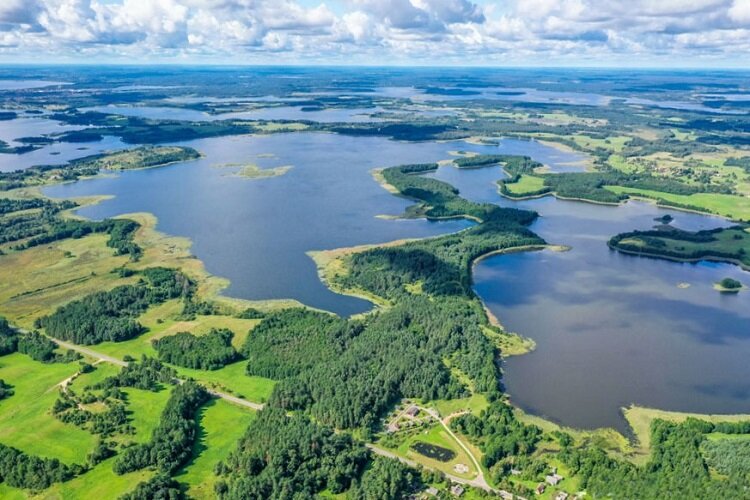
0;354;96;463
175;363;275;402
386;423;478;479
503;175;545;196
177;398;256;499
607;186;750;220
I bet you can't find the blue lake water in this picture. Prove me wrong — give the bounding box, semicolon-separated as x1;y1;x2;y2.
41;131;750;430
81;104;391;123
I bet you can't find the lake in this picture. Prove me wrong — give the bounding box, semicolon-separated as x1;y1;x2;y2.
48;134;573;314
43;131;750;431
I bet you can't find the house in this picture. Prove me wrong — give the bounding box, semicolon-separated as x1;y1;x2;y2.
450;484;464;497
499;490;514;500
546;473;563;486
424;486;439;496
510;468;522;476
554;492;569;500
387;422;400;433
405;405;420;417
536;483;546;495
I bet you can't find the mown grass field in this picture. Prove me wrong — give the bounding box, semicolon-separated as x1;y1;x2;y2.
504;174;545;196
388;423;477;480
0;354;97;463
177;398;256;499
606;186;750;220
0;460;154;500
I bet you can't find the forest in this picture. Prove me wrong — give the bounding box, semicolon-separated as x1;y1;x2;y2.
153;328;239;370
113;381;209;475
215;407;370;499
561;418;750;498
37;268;193;344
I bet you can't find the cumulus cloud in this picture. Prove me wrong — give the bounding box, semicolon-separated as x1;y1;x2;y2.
0;0;747;64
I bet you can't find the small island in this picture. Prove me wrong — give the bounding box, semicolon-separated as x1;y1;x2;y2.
654;214;674;224
609;226;750;270
715;277;743;293
214;163;293;180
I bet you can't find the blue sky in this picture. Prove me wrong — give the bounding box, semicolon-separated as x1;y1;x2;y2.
0;0;749;66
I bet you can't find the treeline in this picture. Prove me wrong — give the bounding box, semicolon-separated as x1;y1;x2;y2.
50;111;257;145
153;328;239;370
17;330;80;363
451;402;542;478
92;356;177;392
560;418;750;498
0;379;12;400
0;197;63;215
381;162;538;224
0;145;198;190
120;474;183;500
215;407;369;498
37;267;193;345
114;381;209;475
0;443;82;490
1;207;141;260
0;316;79;363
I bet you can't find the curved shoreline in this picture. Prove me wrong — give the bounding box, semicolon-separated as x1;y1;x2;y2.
609;244;750;272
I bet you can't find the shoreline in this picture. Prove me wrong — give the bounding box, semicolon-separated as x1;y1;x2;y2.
610;243;750;272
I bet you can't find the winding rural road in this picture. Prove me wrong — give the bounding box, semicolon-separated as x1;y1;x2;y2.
426;407;492;492
50;335;265;411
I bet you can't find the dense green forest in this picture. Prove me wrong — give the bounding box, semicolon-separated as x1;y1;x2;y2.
216;407;370;499
37;268;193;344
561;419;750;498
702;438;750;480
0;444;82;490
154;328;239;370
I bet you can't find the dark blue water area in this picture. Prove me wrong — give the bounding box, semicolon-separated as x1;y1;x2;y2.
44;133;565;315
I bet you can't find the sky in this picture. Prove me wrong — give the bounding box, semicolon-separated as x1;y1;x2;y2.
0;0;749;67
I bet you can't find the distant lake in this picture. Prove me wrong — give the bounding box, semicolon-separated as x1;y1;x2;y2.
81;104;391;123
42;131;750;431
0;80;71;90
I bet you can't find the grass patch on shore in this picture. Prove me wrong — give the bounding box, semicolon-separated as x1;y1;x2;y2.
624;405;750;457
504;175;545;196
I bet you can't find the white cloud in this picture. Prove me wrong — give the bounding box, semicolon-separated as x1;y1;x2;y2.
0;0;746;65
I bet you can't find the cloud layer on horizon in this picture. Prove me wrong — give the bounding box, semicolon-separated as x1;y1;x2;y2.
0;0;749;65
